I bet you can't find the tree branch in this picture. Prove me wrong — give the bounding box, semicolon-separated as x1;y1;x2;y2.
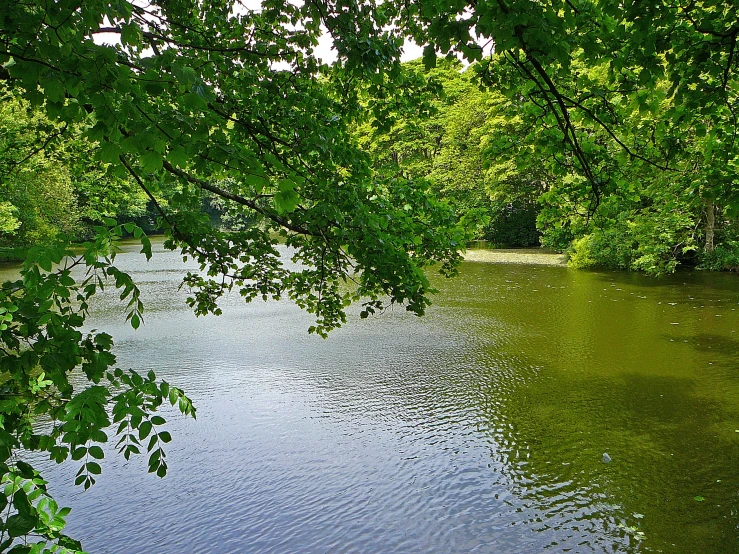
160;160;314;236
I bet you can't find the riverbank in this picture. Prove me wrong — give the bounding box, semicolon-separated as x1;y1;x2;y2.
464;247;568;266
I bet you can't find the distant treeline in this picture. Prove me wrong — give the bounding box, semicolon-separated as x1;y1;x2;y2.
351;59;739;275
3;59;739;274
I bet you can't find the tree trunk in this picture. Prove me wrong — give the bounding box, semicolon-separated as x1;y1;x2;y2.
705;199;715;252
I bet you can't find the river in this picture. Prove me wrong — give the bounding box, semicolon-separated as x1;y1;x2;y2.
3;239;739;553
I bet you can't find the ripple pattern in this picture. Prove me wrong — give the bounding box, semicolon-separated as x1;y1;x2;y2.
24;241;739;553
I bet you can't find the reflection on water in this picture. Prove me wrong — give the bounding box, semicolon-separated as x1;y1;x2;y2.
4;241;739;553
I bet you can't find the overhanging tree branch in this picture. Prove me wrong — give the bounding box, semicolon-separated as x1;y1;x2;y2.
160;160;314;236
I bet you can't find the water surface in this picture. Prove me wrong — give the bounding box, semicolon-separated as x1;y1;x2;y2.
3;242;739;553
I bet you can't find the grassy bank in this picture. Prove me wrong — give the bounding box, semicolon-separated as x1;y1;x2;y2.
464;247;568;266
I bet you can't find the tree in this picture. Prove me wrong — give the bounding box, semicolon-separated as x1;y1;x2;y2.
0;1;471;550
0;97;81;248
353;58;544;246
386;0;738;268
2;0;738;549
427;65;545;247
0;95;152;250
1;0;470;327
351;0;739;261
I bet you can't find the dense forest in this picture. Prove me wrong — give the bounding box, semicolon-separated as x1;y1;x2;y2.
0;95;262;255
355;57;739;275
4;58;739;276
1;0;738;550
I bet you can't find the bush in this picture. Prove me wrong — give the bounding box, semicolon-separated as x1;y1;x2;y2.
699;242;739;272
568;228;634;270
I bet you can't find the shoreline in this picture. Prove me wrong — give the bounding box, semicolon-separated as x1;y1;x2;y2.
463;248;568;266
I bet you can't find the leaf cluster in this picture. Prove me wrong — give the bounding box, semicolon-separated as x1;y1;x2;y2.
0;225;195;550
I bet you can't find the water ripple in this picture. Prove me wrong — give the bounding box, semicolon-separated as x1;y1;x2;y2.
23;242;739;553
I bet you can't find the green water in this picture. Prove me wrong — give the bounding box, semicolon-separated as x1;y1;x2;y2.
2;244;738;552
443;261;739;552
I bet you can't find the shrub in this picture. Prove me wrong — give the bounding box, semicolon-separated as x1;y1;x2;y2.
699;242;739;272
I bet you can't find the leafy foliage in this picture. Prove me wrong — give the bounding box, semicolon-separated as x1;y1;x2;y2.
2;0;739;549
353;59;543;246
0;94;150;250
1;0;470;323
0;1;473;548
0;224;195;551
386;0;739;271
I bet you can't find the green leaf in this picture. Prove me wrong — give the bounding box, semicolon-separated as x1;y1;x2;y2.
174;65;198;85
91;430;108;443
140;235;152;260
274;189;300;214
423;45;437;70
57;536;82;550
121;23;143;47
13;489;31;516
140;151;163;173
72;446;87;460
5;513;36;537
244;173;270;192
138;421;152;440
88;446;104;460
15;461;34;479
99;141;123;164
167;146;189;168
43;79;65;103
182;92;208;112
638;68;651;85
277;178;297;193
